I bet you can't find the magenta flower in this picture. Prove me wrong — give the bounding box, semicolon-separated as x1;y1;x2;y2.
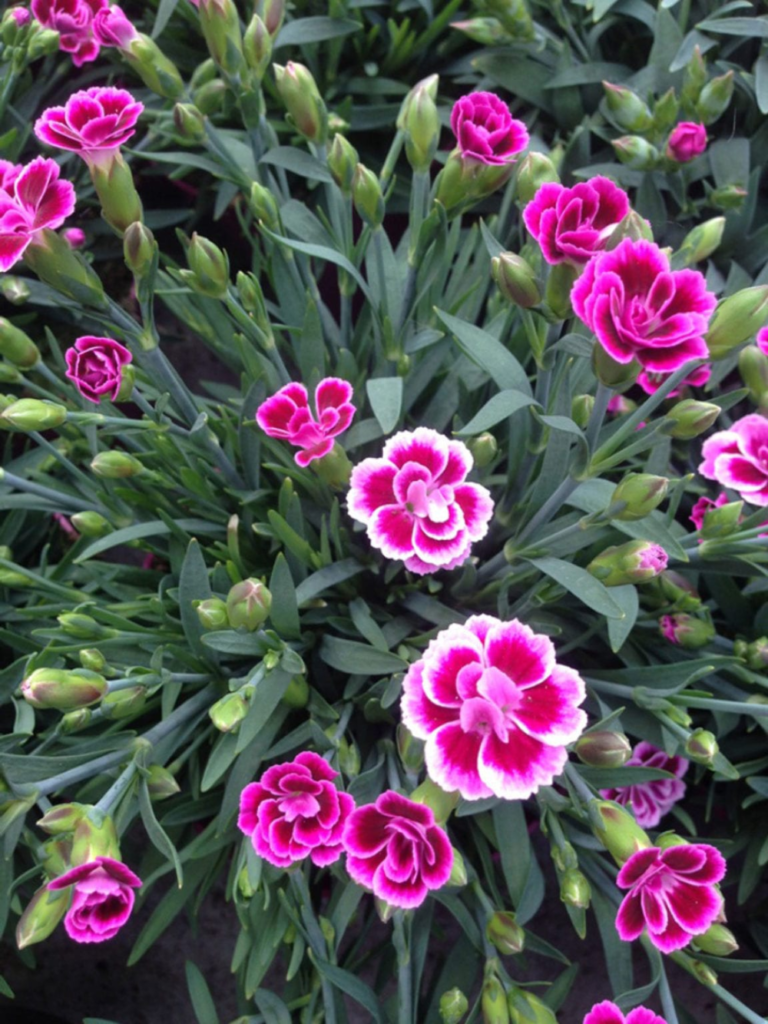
571;239;716;373
616;843;726;953
92;3;138;47
666;123;707;163
256;378;355;468
0;157;76;272
342;790;453;909
699;414;768;506
757;327;768;356
637;362;711;397
47;856;141;943
30;0;107;65
450;92;529;166
690;492;730;530
0;160;21;191
35;87;144;169
238;751;355;869
401;615;587;800
10;7;31;25
600;742;688;828
347;428;493;575
607;394;633;416
65;336;133;404
523;177;630;267
62;226;86;248
584;1001;667;1024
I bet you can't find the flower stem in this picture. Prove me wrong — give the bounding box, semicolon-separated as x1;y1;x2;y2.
516;477;580;545
290;868;338;1024
658;958;680;1024
95;760;139;815
393;911;413;1024
564;761;597;807
586;381;612;451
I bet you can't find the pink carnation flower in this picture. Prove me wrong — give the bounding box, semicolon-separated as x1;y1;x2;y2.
93;3;138;47
571;238;717;373
637;363;711;397
401;615;587;800
0;157;76;272
616;843;726;953
0;160;22;191
47;856;141;943
699;413;768;506
666;122;707;163
65;335;133;404
348;428;493;575
342;790;453;909
10;7;31;25
584;1001;667;1024
523;177;630;266
757;327;768;356
238;751;355;868
30;0;107;65
690;492;730;531
450;92;529;166
35;87;144;169
607;394;633;416
600;741;688;828
256;378;355;468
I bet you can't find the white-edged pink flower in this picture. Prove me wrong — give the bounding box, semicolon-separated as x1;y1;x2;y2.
401;615;587;800
347;427;493;575
0;157;76;271
256;378;355;467
34;87;144;169
600;741;688;828
699;413;768;506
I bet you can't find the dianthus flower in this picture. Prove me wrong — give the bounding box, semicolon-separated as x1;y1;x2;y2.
450;92;529;166
65;336;133;404
523;177;629;266
666;122;707;163
35;87;144;170
571;238;717;373
47;856;141;943
30;0;107;65
600;742;688;828
699;413;768;506
616;843;726;953
401;615;587;800
238;751;355;868
757;326;768;356
637;363;711;396
347;428;493;575
92;3;137;46
0;157;76;272
342;790;453;908
584;1001;667;1024
256;378;355;467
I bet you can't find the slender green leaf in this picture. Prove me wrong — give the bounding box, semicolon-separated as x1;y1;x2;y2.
186;961;220;1024
367;378;403;434
528;556;626;618
435;309;531;395
320;636;406;674
455;390;537;436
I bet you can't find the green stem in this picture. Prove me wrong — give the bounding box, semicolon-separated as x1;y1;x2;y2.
586;382;612;451
0;470;98;512
658;958;680;1024
710;983;768;1024
290;868;338;1024
393;911;413;1024
516;477;580;545
564;762;597;806
95;760;139;815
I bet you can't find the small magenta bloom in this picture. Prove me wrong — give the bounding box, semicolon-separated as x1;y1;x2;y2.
523;177;630;266
584;1001;667;1024
342;790;453;909
30;0;107;65
238;751;355;868
92;3;137;46
637;362;711;397
401;615;587;800
47;856;141;943
35;87;144;168
600;742;688;828
62;226;86;248
690;492;730;530
347;427;493;575
699;414;768;506
757;326;768;356
10;6;31;25
0;157;76;271
450;92;529;166
616;843;726;953
666;122;707;163
572;239;717;373
65;336;133;404
256;378;355;467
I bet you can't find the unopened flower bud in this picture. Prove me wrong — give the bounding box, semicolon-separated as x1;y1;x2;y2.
89;155;143;235
58;613;117;639
482;976;510;1024
560;868;591;909
0;277;30;304
173;102;206;143
60;707;92;733
674;217;725;267
402;76;441;174
739;346;768;407
37;802;88;834
653;88;679;132
681;46;707;112
274;62;328;143
409;777;459;824
194;597;229;630
447;847;467;887
146;764;181;800
707;286;768;359
694;922;738;957
1;398;67;431
483;0;534;39
28;27;61;59
697;71;734;125
0;318;40;368
439;987;469;1024
312;442;353;488
516;152;559;205
592;343;640;388
570;394;595;430
101;684;147;719
587;539;668;587
545;261;579;321
685;728;719;766
257;0;284;37
210;690;249;732
15;885;69;949
487;911;525;955
690;959;718;987
492;253;540;309
243;13;272;78
700;499;743;538
69;511;110;538
328;134;359;193
466;432;498;468
22;668;107;710
199;0;244;75
661;613;715;649
605;211;654;250
226;579;272;630
79;648;107;672
90;450;144;478
124;34;184;99
70;812;120;864
508;989;557;1024
23;229;105;307
741;637;768;671
575;731;632;768
602;82;653;132
353;164;385;229
613;135;659;170
193;78;227;115
249;181;281;229
336;735;361;776
707;185;748;211
592;799;652;865
181;233;230;299
450;17;513;46
611;474;669;521
396;723;425;771
282;675;309;708
663;399;721;439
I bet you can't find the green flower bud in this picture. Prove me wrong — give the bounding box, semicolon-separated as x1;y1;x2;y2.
447;847;467;888
256;0;284;36
674;217;725;267
592;343;640;388
487;911;525;955
587;539;668;587
560;868;591;909
466;431;498;469
492;252;540;309
575;731;632;768
450;17;512;46
79;648;107;672
681;46;707;113
70;511;111;538
282;675;309;708
653;88;679;133
739;346;768;407
190;57;217;89
70;813;120;864
209;690;249;732
311;442;353;489
662;613;715;649
508;989;557;1024
249;181;281;229
195;597;229;630
611;474;669;521
685;728;718;765
707;184;748;211
199;0;244;75
60;708;92;733
1;398;67;431
123;222;157;284
707;286;768;359
663;399;721;439
226;578;272;630
40;836;73;877
89;154;143;235
485;0;535;39
328;134;359;194
545;261;579;321
101;684;147;719
124;34;184;99
0;318;40;368
693;922;738;957
689;959;718;988
90;450;145;478
146;764;181;800
402;75;441;174
0;277;30;304
16;885;70;949
482;976;510;1024
439;988;469;1024
336;735;361;776
569;394;595;431
57;613;117;639
274;61;328;143
243;13;272;78
592;799;652;865
612;135;659;170
193;78;227;115
741;637;768;671
700;499;743;538
28;27;60;59
37;802;88;834
437;148;515;216
516;152;560;205
409;777;459;824
21;668;107;710
396;723;425;771
23;229;105;307
602;82;654;132
352;163;385;229
605;211;654;250
173;103;207;143
180;233;230;299
697;71;734;125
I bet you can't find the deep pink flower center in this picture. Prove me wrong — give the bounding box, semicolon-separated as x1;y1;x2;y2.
458;666;522;741
405;479;454;521
282;789;321;821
